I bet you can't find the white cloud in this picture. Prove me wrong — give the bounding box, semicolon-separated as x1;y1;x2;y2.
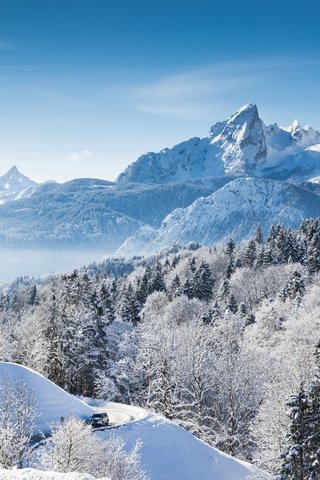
68;149;93;163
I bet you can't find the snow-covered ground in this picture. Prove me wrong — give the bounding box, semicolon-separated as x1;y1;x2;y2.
95;414;266;480
0;469;109;480
0;363;269;479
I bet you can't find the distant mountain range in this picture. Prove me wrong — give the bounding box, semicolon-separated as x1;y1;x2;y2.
1;103;320;253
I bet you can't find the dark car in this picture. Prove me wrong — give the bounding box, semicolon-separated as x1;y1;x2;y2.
85;412;109;428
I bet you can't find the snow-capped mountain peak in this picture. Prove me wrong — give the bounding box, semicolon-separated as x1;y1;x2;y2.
0;166;38;203
210;103;267;175
284;119;320;146
226;102;259;123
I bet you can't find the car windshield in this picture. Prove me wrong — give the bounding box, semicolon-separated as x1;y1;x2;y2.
92;414;104;418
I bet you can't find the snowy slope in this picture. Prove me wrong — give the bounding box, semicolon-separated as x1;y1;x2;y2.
0;362;94;434
117;177;320;256
117;104;320;185
0;364;269;480
0;166;39;204
96;414;268;480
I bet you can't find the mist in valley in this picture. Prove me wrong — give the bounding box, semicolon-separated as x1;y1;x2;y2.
0;247;112;283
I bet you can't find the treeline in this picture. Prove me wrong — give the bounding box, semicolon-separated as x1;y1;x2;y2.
0;219;320;476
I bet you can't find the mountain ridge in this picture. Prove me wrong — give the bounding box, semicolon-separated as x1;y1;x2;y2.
117;103;320;185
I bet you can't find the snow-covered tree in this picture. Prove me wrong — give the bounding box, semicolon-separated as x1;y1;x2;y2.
37;418;148;480
103;435;148;480
37;417;106;475
0;380;38;469
276;387;309;480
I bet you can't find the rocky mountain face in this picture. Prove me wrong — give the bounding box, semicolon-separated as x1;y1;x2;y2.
117;178;320;256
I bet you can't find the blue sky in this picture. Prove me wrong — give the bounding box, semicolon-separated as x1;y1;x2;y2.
0;0;320;182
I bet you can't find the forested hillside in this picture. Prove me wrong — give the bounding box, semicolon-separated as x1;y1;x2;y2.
1;219;320;476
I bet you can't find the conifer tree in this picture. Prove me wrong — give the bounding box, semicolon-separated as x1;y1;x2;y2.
119;282;141;325
226;257;236;278
276;344;320;480
255;225;264;245
170;274;181;298
218;279;231;301
226;238;236;256
227;294;238;314
304;343;320;479
244;240;257;267
306;233;320;274
276;387;308;480
193;261;214;301
99;283;115;324
286;271;305;300
150;262;166;293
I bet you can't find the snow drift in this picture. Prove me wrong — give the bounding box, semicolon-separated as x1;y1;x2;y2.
96;414;267;480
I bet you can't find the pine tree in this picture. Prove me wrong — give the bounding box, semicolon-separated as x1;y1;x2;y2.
276;386;308;480
274;226;288;264
150;262;166;293
225;257;236;279
188;257;197;273
119;282;141;325
263;245;274;266
171;254;181;268
255;225;264;245
304;343;320;479
285;231;301;264
136;271;150;304
226;238;236;256
239;303;249;318
244;240;257;267
28;285;39;306
170;274;181;298
306;233;320;274
99;283;115;324
286;271;305;301
227;294;238;314
193;261;214;301
218;279;230;301
182;278;193;299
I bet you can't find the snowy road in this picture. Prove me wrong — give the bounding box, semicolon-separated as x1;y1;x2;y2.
87;401;148;428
